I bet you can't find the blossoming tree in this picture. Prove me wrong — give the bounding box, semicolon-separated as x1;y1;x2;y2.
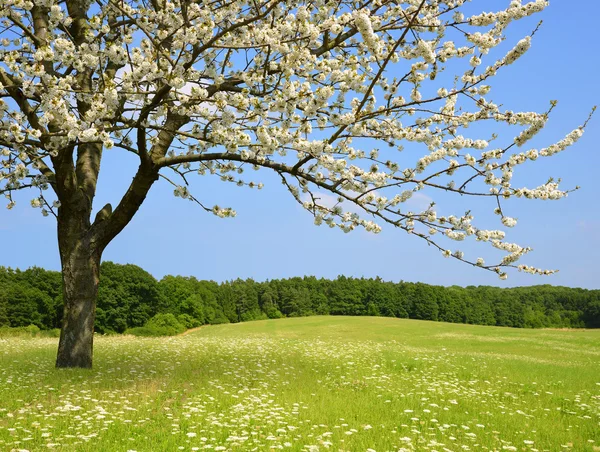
0;0;593;367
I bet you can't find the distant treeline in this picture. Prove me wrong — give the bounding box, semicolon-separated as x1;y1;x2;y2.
1;262;599;333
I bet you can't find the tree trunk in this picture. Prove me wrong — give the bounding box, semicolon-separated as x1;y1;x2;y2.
55;224;101;369
51;134;161;368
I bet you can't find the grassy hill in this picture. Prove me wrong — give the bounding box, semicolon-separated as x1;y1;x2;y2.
1;316;599;451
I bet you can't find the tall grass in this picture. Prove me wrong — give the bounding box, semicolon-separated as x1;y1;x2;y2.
1;317;599;451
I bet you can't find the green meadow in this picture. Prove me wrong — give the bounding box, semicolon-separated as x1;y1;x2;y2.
1;316;599;451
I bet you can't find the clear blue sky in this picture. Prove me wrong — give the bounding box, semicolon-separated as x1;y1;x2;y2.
1;1;599;288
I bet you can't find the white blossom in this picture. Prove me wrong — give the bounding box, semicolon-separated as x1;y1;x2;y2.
0;0;589;281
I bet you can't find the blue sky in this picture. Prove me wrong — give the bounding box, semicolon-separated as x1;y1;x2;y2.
1;0;599;288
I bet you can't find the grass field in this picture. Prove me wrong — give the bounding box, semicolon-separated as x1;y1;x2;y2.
1;316;599;452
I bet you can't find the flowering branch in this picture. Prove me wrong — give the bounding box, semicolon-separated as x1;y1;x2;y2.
0;0;593;279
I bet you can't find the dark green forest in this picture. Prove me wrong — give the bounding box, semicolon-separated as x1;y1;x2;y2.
1;262;599;334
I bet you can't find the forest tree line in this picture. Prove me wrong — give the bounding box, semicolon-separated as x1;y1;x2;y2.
1;262;599;333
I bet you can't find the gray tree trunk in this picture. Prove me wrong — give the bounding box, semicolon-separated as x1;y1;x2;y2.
51;120;174;368
55;200;102;369
55;245;100;369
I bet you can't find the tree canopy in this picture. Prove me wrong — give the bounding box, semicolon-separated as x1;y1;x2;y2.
1;0;594;276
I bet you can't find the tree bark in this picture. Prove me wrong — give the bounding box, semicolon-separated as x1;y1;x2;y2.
55;240;101;368
55;204;101;369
